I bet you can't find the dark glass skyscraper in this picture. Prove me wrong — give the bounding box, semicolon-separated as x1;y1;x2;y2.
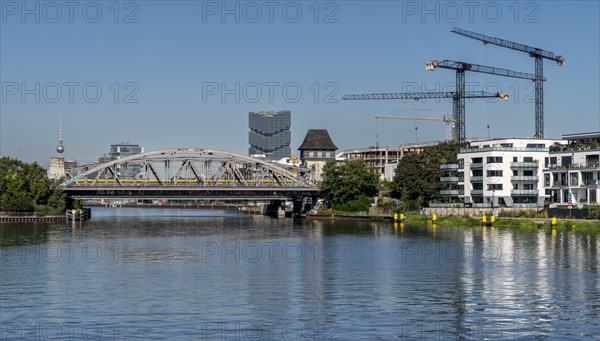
249;110;291;161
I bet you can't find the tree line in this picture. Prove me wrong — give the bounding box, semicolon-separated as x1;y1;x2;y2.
319;143;460;212
0;157;66;213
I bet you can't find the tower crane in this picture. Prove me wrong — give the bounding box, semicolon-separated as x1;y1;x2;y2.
425;59;541;143
342;91;508;144
450;27;565;139
374;109;456;141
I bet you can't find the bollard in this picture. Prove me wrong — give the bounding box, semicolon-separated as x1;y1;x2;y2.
481;215;487;226
394;213;398;222
432;214;437;222
490;215;495;224
551;217;557;227
400;213;405;222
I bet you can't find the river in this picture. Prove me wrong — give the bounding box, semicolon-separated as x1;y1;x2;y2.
1;207;598;340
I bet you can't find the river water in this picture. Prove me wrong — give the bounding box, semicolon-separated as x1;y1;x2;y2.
0;207;598;340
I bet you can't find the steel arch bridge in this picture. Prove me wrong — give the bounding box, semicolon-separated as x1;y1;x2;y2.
61;148;319;200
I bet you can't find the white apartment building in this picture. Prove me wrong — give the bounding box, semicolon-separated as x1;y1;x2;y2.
543;148;600;205
440;138;565;208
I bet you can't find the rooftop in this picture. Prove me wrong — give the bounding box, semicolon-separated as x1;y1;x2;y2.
562;131;600;140
299;129;337;151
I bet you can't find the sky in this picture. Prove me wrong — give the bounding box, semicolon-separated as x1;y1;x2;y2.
1;0;599;165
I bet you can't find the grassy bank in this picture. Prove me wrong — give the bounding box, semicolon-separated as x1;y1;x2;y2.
400;214;600;233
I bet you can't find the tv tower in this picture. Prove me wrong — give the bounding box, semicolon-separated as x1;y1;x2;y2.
56;114;65;156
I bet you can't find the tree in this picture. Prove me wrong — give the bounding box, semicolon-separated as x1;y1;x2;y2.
390;143;460;207
320;159;379;212
0;157;66;213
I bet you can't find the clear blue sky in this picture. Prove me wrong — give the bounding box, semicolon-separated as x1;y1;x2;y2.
1;1;599;165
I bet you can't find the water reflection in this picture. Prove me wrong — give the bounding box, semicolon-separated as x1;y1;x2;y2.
0;207;598;340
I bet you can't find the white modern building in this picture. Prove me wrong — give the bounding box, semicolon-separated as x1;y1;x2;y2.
543;132;600;205
440;138;566;208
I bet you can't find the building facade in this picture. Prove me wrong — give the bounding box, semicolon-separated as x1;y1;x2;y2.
249;110;291;161
106;142;144;178
298;129;337;182
440;138;565;208
543;132;600;205
342;141;440;180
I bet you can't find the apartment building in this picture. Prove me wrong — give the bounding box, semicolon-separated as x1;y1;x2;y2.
440;138;565;208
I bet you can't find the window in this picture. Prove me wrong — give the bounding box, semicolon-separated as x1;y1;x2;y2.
513;157;518;162
472;183;483;190
523;184;534;190
524;157;533;162
526;143;544;149
487;170;503;177
513;170;518;176
562;156;572;166
524;170;534;176
472;169;483;176
472;157;483;164
570;172;579;186
544;174;550;186
586;154;599;167
487;156;503;163
550;157;557;165
581;172;595;186
513;184;518;190
487;184;503;190
500;143;513;148
321;152;327;158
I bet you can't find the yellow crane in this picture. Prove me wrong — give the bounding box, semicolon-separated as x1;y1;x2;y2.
374;109;456;142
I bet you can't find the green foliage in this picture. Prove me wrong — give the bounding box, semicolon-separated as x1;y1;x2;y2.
0;157;65;213
390;142;461;206
498;209;547;218
1;192;34;212
320;159;378;212
588;205;600;220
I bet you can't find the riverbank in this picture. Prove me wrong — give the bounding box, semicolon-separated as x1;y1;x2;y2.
0;215;65;222
308;213;600;232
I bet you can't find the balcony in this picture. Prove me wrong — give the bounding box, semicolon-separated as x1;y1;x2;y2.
440;177;461;183
471;190;484;195
512;203;540;208
440;190;460;196
429;203;465;208
510;176;539;182
511;189;539;196
510;162;539;169
470;163;483;169
440;164;459;170
461;146;548;153
544;162;600;170
470;176;483;182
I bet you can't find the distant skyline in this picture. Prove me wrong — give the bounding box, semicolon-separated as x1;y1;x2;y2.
1;1;599;165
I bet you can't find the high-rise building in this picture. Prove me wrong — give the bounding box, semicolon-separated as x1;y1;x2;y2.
106;142;144;178
249;110;291;161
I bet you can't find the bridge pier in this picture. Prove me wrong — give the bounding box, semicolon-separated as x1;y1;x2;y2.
264;200;284;218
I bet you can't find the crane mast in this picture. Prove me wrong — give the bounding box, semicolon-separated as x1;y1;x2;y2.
426;59;541;144
450;27;565;138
